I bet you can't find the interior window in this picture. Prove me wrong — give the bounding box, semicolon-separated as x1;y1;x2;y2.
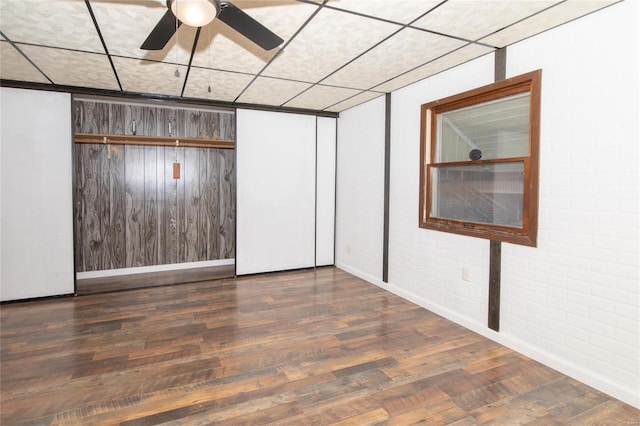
419;70;542;246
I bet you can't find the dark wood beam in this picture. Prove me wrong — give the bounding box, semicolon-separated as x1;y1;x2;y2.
383;93;391;282
488;240;502;331
489;47;507;332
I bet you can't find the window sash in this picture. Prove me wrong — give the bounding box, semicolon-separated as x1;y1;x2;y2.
419;70;541;247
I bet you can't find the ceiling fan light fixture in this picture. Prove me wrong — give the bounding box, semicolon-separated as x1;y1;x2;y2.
170;0;219;27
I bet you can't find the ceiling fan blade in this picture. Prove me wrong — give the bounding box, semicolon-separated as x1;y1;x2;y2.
141;9;181;50
218;2;283;51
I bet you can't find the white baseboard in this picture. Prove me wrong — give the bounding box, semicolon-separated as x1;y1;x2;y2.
334;263;640;409
77;259;235;280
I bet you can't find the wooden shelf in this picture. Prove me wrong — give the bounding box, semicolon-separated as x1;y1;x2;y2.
74;133;235;149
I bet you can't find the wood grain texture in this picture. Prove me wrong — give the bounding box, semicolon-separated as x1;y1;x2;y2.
205;148;221;259
144;146;159;266
125;145;146;267
73;101;236;275
1;268;637;425
219;148;236;259
182;147;200;263
165;148;179;265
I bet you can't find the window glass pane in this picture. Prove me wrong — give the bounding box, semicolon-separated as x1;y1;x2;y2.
437;93;530;163
430;162;524;227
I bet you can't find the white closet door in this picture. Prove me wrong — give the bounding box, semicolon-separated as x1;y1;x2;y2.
1;88;74;301
236;109;316;275
316;117;336;266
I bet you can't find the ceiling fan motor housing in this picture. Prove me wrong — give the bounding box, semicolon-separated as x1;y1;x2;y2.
169;0;221;27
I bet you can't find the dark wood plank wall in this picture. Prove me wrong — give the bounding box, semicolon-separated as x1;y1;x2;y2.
74;100;236;272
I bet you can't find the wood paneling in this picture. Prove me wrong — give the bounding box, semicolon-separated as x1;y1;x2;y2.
74;100;235;272
220;149;236;259
1;268;637;424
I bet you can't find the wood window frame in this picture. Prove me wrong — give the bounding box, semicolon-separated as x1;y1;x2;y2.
419;70;542;246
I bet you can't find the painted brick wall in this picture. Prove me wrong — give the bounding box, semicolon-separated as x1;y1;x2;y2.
501;0;639;406
335;1;638;408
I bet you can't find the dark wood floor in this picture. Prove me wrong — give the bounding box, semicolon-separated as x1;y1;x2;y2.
1;267;638;425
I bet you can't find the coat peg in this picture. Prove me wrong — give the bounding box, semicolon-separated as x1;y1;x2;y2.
103;136;111;160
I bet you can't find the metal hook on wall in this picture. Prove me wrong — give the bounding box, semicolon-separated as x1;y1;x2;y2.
103;136;111;160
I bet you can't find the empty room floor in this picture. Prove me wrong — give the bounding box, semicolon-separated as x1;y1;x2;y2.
1;267;638;425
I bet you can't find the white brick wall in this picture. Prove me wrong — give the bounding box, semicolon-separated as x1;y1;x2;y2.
501;0;639;406
335;0;638;408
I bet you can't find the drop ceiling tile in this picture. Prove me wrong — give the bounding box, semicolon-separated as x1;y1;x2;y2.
325;90;384;113
263;6;400;82
0;41;50;84
90;0;196;64
480;0;619;48
236;77;313;107
182;67;254;102
327;0;442;24
190;1;318;74
412;0;559;42
18;45;119;90
0;0;103;52
323;27;466;90
283;84;363;111
112;57;187;97
373;43;494;93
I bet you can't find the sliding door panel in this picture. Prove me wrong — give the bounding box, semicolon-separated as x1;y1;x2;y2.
1;88;74;301
236;110;316;275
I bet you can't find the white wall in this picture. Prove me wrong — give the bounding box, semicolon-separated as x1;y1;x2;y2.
0;88;75;301
335;95;386;283
335;1;639;408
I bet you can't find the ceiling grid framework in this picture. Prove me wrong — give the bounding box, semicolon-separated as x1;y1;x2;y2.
0;0;621;114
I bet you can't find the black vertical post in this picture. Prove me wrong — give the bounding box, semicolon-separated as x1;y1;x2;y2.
495;47;507;81
488;240;502;331
488;47;506;331
382;93;391;283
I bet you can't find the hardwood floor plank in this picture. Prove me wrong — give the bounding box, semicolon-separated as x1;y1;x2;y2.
1;267;637;424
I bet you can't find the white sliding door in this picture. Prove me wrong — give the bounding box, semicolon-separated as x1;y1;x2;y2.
316;117;336;266
236;109;316;275
1;88;75;301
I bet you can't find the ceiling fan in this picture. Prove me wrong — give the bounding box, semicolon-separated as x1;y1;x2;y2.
141;0;284;51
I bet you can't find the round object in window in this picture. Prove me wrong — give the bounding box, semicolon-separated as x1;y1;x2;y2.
469;149;482;160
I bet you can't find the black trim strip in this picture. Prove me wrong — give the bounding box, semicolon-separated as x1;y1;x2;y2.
285;1;447;108
314;116;318;267
181;27;201;97
333;117;338;266
488;240;502;331
70;94;78;296
234;0;329;104
0;79;338;118
233;107;238;278
488;46;507;332
382;93;391;282
0;32;54;84
495;47;507;81
84;0;122;91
